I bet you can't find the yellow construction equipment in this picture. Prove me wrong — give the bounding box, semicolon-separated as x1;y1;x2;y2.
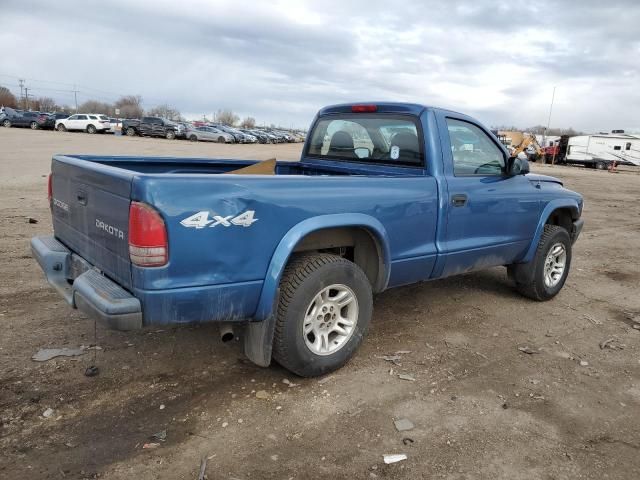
511;133;544;158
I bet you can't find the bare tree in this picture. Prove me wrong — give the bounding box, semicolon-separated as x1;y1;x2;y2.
114;95;144;119
147;104;182;121
0;86;18;108
32;97;59;112
240;116;256;128
78;100;112;115
216;109;239;126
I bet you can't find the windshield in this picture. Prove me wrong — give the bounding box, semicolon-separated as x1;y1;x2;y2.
306;114;423;165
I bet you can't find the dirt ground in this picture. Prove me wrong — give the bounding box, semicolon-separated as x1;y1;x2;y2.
1;127;639;480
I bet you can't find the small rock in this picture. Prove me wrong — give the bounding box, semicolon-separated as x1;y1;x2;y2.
142;443;160;449
579;360;589;366
270;455;278;461
237;418;243;424
27;217;38;224
398;374;415;382
42;408;55;418
255;390;269;400
394;418;415;432
159;404;165;410
275;406;282;411
222;422;228;428
518;346;540;355
282;378;291;385
530;379;540;385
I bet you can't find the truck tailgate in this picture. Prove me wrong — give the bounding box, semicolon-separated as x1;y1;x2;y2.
51;156;133;289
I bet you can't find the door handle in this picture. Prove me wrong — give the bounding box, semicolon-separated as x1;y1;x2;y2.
451;194;467;207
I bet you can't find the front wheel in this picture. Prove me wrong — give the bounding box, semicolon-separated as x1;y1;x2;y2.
56;123;66;132
218;136;225;143
595;161;606;170
509;225;572;301
189;134;198;142
30;121;38;130
272;253;373;377
3;119;12;128
166;130;176;140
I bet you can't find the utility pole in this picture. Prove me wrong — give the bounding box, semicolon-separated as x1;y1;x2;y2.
544;86;556;150
73;85;78;113
18;79;25;107
24;87;29;110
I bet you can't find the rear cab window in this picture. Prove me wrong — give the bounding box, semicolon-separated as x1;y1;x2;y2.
306;115;424;166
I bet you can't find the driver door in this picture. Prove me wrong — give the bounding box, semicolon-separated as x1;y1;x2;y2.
440;117;540;277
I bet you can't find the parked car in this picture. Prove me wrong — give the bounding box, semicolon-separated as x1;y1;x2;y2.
2;110;55;129
32;102;584;377
186;126;234;143
56;114;111;133
211;124;256;143
52;113;71;121
241;129;270;144
122;117;186;139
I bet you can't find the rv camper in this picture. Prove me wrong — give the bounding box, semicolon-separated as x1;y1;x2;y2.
565;131;640;169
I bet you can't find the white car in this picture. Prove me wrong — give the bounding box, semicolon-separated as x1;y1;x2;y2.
55;114;111;134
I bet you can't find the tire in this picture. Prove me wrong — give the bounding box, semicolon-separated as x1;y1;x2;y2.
509;225;572;301
30;121;38;130
56;123;66;132
218;136;225;143
86;124;96;134
595;161;606;170
166;130;176;140
126;127;136;136
3;119;11;128
272;253;373;377
189;134;198;142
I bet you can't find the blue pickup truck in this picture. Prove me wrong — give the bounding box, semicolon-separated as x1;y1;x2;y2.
32;102;584;376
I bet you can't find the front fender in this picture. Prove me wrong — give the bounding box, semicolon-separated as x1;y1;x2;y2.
521;199;580;263
253;213;391;321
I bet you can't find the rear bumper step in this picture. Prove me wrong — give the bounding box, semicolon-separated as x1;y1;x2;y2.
31;235;142;330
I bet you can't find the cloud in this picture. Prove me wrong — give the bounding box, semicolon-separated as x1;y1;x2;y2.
1;0;638;131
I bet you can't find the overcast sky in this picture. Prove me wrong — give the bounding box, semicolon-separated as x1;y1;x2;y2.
1;0;638;131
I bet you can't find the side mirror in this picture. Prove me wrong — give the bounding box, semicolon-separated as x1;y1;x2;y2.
506;156;530;176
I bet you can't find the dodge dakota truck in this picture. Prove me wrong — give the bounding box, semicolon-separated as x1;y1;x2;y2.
32;102;584;377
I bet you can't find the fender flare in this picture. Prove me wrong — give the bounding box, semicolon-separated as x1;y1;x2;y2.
521;199;580;263
253;213;391;321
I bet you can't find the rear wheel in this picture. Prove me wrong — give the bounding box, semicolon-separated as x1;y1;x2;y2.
56;123;66;132
272;253;373;377
126;127;136;136
3;119;12;128
218;136;226;143
509;225;572;301
30;121;38;130
166;130;176;140
86;124;96;134
595;161;606;170
189;134;198;142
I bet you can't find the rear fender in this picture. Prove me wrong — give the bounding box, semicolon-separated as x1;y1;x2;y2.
253;214;390;321
521;199;580;263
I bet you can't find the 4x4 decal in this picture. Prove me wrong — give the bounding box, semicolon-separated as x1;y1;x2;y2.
180;210;258;229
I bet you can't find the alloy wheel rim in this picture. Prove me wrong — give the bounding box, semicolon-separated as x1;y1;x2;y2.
303;284;358;356
543;242;566;288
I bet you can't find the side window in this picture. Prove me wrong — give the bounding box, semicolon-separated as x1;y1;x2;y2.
625;143;631;151
88;115;97;119
77;115;88;120
68;115;77;120
446;118;505;176
613;145;621;151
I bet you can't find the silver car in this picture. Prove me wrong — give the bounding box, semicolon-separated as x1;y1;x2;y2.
187;126;235;143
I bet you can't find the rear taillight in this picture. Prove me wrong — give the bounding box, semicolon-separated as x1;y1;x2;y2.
47;173;53;207
128;202;168;267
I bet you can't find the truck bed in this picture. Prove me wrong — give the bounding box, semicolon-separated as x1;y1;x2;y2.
76;155;426;177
